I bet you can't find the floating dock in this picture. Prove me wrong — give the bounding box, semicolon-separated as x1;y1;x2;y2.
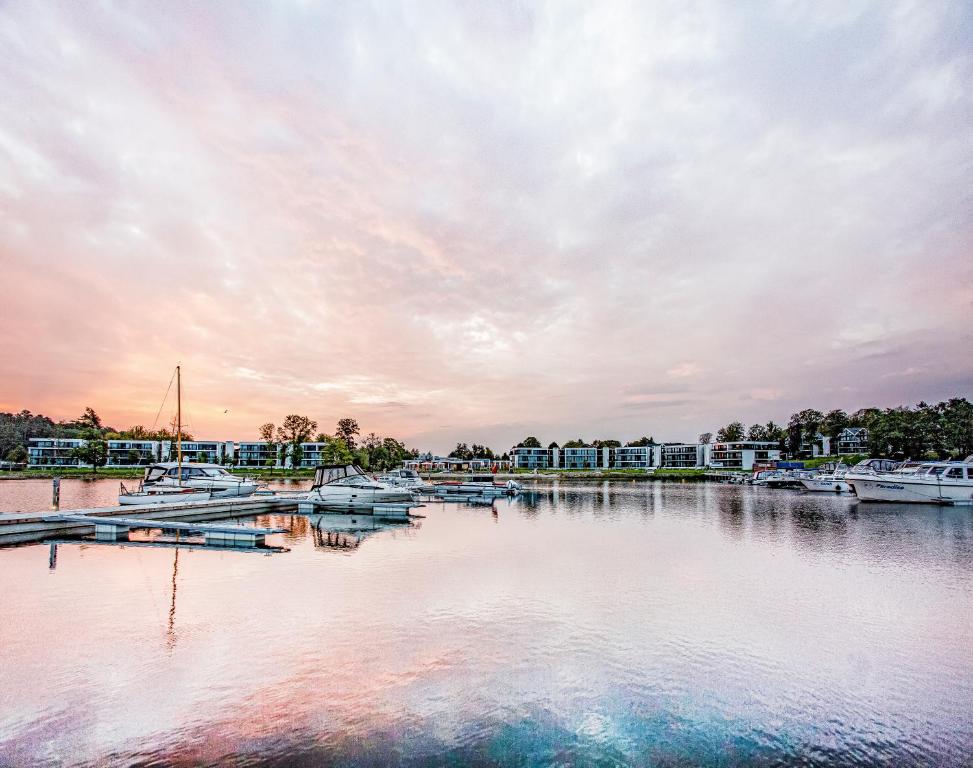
0;495;300;546
52;514;288;546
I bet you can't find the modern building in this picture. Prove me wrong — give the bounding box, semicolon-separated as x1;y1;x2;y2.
560;446;610;470
105;440;165;466
836;427;868;455
175;441;233;465
612;445;658;470
27;438;87;467
707;441;781;470
297;442;330;468
236;442;279;468
659;443;704;468
510;447;554;470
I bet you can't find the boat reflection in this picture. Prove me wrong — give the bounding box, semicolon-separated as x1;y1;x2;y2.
305;512;419;553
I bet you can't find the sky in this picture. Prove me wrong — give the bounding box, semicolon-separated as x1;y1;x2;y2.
0;0;971;453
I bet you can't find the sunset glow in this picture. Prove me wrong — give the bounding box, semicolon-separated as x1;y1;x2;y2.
1;1;970;451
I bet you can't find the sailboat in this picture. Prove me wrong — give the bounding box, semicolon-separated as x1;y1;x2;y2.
118;366;257;505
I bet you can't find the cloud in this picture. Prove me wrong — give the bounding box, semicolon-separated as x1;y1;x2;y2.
0;0;971;451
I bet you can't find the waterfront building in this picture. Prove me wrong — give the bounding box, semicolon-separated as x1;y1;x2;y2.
560;446;610;470
511;447;554;470
297;442;330;468
660;443;705;469
176;441;233;464
27;438;86;467
105;440;164;466
836;427;868;455
612;445;657;470
708;441;781;470
236;442;279;468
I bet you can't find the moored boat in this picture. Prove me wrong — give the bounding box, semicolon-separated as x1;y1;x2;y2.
140;462;259;497
309;464;417;506
852;458;973;504
118;483;212;505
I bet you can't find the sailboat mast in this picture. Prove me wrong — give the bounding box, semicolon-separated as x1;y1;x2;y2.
176;365;182;485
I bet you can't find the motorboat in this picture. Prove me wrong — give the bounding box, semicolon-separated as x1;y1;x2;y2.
852;458;973;504
800;463;853;493
309;464;417;506
433;474;522;496
140;462;259;498
376;468;425;490
118;482;212;506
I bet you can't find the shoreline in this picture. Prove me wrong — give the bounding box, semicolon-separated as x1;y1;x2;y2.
0;468;717;482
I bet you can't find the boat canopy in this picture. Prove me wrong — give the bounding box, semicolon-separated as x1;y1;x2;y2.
312;464;369;488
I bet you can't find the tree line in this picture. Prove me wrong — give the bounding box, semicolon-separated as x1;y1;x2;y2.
708;398;973;459
0;407;419;472
258;415;418;472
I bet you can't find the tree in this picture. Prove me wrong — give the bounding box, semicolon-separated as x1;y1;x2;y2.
71;436;107;472
592;439;621;448
788;409;824;454
821;409;849;444
627;436;655;447
715;422;745;442
449;442;472;460
938;398;973;457
78;407;102;431
519;436;542;448
5;445;28;464
745;424;764;441
335;418;360;450
320;437;354;465
127;449;141;465
548;441;559;449
698;432;712;445
275;414;317;469
562;438;587;448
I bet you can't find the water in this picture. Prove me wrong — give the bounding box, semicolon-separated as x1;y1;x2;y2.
1;479;971;767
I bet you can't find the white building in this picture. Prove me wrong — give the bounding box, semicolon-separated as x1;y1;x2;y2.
106;440;166;465
659;443;705;468
707;441;781;470
510;447;555;470
27;438;87;467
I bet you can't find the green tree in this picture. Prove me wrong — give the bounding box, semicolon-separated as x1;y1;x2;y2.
519;436;542;448
745;424;764;441
716;422;745;442
5;445;28;464
127;449;141;465
938;398;973;457
335;418;361;450
787;409;824;454
821;409;849;447
449;442;472;460
627;436;655;447
277;414;317;470
71;434;107;472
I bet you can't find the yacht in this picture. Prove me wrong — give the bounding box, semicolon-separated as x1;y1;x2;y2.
309;464;417;505
140;462;259;498
852;458;973;504
376;468;425;490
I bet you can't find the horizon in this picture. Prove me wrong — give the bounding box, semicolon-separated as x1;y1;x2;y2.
2;2;971;455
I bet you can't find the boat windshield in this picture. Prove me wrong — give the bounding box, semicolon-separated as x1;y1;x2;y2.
403;470;419;478
144;465;167;482
312;464;369;487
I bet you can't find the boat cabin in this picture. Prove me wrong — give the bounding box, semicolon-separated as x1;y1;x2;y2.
143;462;237;483
311;464;372;488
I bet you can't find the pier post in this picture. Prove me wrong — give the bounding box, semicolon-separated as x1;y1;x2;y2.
52;477;60;511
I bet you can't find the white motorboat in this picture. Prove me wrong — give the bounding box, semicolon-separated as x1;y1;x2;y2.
800;463;853;493
852;458;973;504
140;462;259;497
433;475;522;495
309;464;417;506
800;475;853;493
376;468;425;489
118;483;212;506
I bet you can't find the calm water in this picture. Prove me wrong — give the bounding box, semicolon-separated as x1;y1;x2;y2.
1;479;971;767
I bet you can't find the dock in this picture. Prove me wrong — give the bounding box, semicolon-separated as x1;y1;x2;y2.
52;514;288;545
0;495;301;546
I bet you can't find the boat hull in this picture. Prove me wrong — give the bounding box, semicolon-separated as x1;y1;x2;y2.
118;491;212;505
851;477;973;504
800;478;853;493
312;487;416;505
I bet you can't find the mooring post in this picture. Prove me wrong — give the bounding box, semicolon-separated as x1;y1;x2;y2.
49;543;58;570
52;477;60;511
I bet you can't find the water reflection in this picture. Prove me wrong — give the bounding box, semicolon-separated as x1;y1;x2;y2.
0;481;971;767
